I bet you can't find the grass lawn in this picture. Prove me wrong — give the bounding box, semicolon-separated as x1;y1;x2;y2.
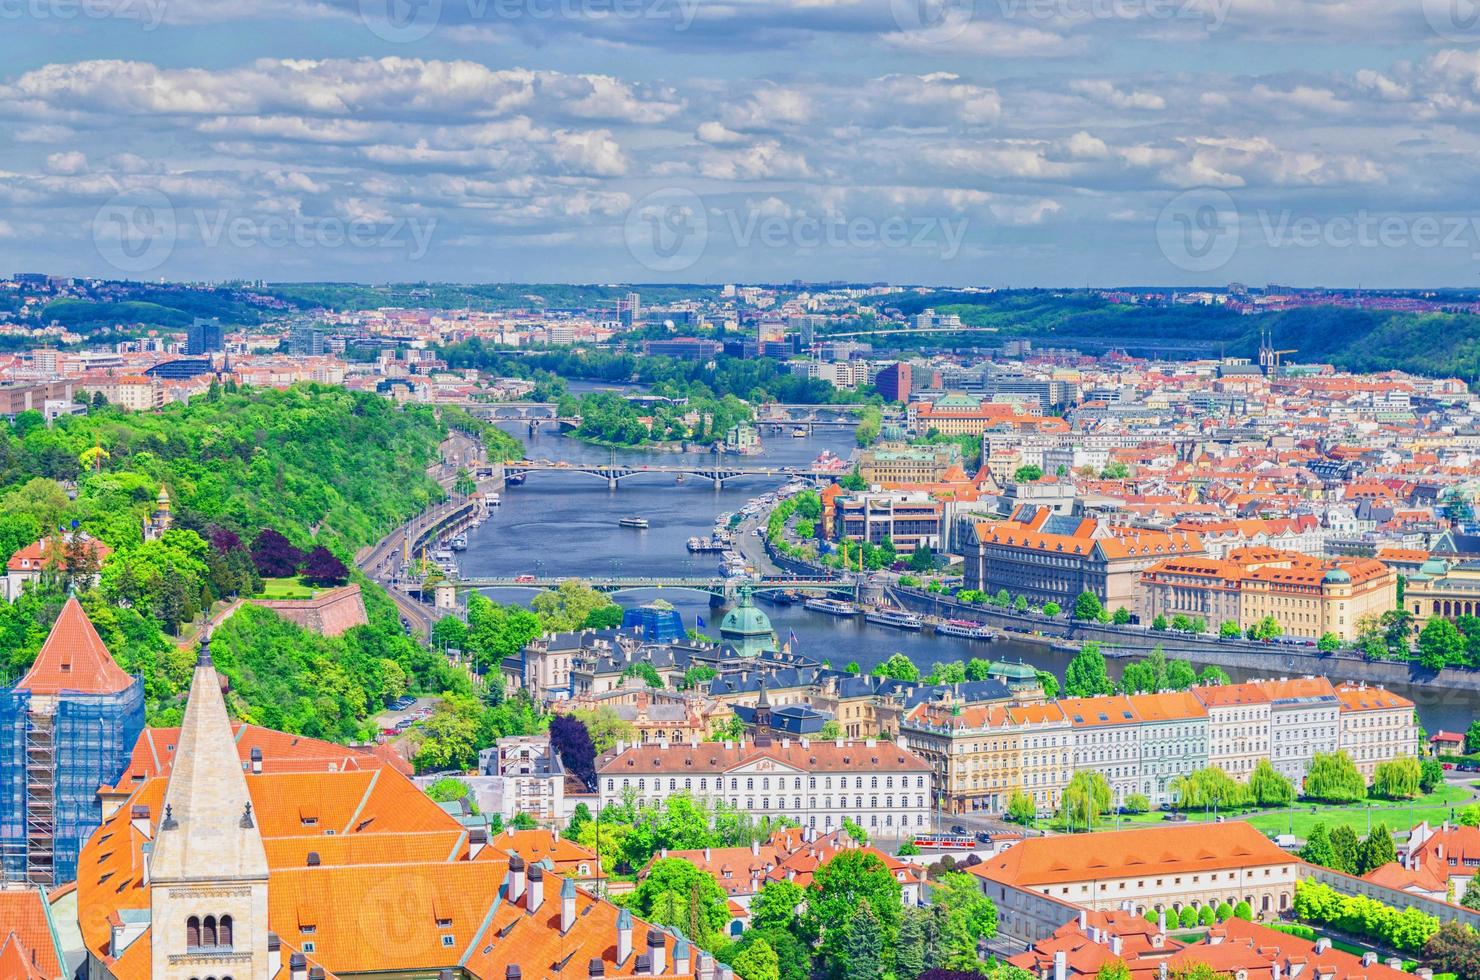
1044;782;1477;840
256;576;322;601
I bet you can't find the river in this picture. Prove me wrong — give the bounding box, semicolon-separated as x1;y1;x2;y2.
461;422;1474;734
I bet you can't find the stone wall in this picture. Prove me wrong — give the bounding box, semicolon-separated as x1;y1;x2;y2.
253;584;368;637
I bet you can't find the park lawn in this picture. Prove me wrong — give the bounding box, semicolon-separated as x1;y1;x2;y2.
1242;782;1474;840
1044;782;1476;839
256;576;322;601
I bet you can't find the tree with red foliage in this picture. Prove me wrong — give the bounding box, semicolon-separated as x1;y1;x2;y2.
251;528;302;578
549;713;597;789
209;526;243;553
300;545;350;587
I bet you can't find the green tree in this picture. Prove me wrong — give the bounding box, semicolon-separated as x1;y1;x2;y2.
1178;907;1198;929
1072;590;1104;621
749;880;805;933
806;851;902;968
1299;823;1337;868
1356;824;1397;875
1097;960;1132;980
1304;751;1366;803
1123;793;1150;814
1013;465;1043;483
1419;617;1467;671
1151;614;1168;631
1232;901;1252;921
1063;770;1112;831
1064;641;1113;696
1248;759;1295;807
1214;902;1234;921
1197;907;1216;927
1112;607;1132;625
731;938;780;980
1371;756;1421;800
871;653;920;681
1329;824;1361;875
1006;790;1037;825
627;858;730;949
1218;619;1241;638
818;719;843;740
1042;601;1061;617
1317;632;1341;652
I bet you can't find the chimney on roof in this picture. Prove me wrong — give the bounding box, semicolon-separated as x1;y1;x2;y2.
1270;962;1280;980
1314;938;1330;954
561;876;577;933
751;840;760;857
674;940;690;976
469;826;488;860
1157;910;1167;935
251;746;263;774
309;969;325;980
648;931;666;975
697;952;715;980
290;953;307;980
589;960;605;978
1078;909;1088;930
1386;958;1403;970
1360;952;1376;967
268;933;281;978
1053;950;1067;980
306;851;320;867
1110;935;1122;957
617;909;634;964
704;847;711;862
507;966;522;980
527;863;545;914
510;853;527;901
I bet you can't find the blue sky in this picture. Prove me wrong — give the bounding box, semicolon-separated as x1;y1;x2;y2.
6;1;1480;287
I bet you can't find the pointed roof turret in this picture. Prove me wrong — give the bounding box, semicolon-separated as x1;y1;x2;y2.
15;597;134;696
148;633;268;883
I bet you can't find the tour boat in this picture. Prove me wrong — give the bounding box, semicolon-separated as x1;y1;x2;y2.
449;535;468;551
486;493;501;506
803;597;860;617
864;607;924;631
618;516;649;528
935;619;995;640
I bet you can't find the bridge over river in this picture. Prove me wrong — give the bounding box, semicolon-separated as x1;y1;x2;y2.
500;459;845;489
448;574;856;603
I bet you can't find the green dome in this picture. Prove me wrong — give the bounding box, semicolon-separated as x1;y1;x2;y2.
1418;559;1449;578
1322;568;1352;585
720;585;777;658
989;659;1038;681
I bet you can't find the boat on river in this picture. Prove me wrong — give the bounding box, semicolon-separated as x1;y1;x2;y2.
804;597;860;617
935;619;994;640
619;516;649;528
864;607;924;631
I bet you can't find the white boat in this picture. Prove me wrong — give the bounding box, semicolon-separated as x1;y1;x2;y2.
935;619;994;640
431;549;454;562
486;493;501;506
865;608;924;631
449;535;468;552
618;516;649;528
804;597;860;617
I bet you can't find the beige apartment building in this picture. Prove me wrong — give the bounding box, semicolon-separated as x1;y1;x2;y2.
1139;548;1395;641
1193;683;1271;781
1403;556;1480;629
1335;682;1418;779
899;699;1072;816
856;442;961;484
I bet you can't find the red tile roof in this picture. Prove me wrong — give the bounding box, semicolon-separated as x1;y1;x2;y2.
16;597;135;696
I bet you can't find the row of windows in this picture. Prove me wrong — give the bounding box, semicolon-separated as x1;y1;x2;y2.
606;775;926;791
623;795;928;811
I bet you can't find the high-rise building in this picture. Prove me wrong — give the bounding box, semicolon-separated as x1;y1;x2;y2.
617;292;641;327
185;317;224;355
876;362;911;402
0;598;144;886
286;323;327;356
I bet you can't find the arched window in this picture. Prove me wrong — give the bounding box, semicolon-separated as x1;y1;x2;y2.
187;917;201;949
202;916;217;948
219;915;233;948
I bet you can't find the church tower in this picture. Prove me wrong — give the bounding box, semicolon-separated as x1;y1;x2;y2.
143;486;173;542
149;636;270;979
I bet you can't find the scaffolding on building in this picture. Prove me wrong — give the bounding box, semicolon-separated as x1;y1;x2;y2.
0;679;144;887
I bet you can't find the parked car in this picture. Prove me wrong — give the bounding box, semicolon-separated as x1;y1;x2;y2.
950;825;967;835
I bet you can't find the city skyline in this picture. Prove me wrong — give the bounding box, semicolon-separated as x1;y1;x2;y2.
6;4;1480;285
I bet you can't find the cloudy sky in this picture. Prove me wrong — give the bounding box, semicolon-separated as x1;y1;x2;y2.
6;0;1480;286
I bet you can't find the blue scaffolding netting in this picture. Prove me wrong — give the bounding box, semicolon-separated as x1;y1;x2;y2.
0;678;144;886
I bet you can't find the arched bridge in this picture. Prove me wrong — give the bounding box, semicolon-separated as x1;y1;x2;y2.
450;575;856;602
500;459;845;489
